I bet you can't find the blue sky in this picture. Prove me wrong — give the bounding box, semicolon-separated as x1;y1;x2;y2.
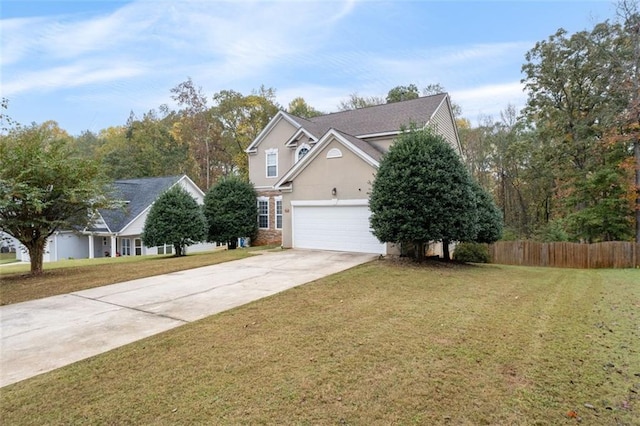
1;0;617;136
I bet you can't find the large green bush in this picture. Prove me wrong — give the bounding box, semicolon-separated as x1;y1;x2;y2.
453;242;490;263
369;128;478;260
204;176;257;247
141;185;207;256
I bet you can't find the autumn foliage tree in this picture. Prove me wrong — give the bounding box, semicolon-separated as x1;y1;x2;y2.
521;12;637;241
212;87;280;179
287;97;324;118
0;120;112;274
171;78;222;190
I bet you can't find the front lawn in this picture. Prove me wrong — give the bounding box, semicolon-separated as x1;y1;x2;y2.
0;252;17;265
1;261;638;424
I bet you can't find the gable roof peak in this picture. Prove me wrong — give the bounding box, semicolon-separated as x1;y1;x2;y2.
98;174;187;233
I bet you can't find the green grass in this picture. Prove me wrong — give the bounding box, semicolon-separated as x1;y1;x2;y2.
1;260;638;425
0;247;274;305
0;252;17;265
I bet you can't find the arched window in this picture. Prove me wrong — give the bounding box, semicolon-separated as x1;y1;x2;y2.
295;144;311;162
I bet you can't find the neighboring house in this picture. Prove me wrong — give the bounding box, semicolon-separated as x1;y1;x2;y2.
14;175;219;263
246;93;462;255
0;232;19;254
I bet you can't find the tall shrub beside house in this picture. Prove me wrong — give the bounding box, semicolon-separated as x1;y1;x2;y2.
369;128;479;260
450;183;503;264
141;186;206;256
472;182;503;244
204;177;258;248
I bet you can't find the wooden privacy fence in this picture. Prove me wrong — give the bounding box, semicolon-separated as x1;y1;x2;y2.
488;241;640;269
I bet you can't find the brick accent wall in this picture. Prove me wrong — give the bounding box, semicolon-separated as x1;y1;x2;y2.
253;189;282;246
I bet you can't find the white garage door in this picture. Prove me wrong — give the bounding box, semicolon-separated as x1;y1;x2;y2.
292;204;386;254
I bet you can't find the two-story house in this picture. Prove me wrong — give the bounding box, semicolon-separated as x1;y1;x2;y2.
246;93;461;255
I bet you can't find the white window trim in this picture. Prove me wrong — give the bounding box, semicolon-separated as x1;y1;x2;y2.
275;196;283;230
295;143;311;163
157;243;173;255
134;238;142;256
266;148;278;178
121;238;131;256
257;196;269;229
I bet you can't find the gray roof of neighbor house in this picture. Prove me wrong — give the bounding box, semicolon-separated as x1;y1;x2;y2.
301;93;447;138
98;175;183;233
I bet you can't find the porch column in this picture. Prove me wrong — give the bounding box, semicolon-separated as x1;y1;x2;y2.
53;232;58;262
111;236;117;256
88;234;94;259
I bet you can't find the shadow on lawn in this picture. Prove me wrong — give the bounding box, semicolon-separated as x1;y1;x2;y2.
384;256;490;269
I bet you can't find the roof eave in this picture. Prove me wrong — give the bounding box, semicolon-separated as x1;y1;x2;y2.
284;128;317;147
356;130;400;139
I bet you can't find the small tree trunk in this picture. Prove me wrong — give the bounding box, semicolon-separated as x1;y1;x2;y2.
442;239;451;261
174;243;182;257
26;239;46;275
635;138;640;243
414;241;425;261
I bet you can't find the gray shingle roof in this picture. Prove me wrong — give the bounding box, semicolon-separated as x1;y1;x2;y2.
287;114;332;140
98;175;183;233
332;129;385;162
304;93;446;137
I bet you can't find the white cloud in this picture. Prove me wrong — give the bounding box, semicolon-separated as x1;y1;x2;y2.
451;82;527;124
277;84;349;113
431;42;532;67
1;0;360;98
271;41;531;117
1;0;559;134
2;61;147;96
0;16;51;65
48;7;158;59
366;42;531;86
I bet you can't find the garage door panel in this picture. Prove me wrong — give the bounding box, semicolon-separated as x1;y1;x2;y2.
293;205;386;254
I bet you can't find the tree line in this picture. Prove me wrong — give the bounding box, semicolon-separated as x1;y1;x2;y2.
461;2;639;243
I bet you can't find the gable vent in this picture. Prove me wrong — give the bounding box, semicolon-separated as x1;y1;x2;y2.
326;148;342;159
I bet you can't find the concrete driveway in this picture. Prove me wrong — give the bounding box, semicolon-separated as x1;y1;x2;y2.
0;249;376;387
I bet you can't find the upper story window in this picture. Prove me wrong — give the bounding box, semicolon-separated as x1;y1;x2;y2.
295;144;311;163
266;149;278;178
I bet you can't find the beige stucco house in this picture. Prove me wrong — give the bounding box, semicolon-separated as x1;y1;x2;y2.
246;93;462;255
